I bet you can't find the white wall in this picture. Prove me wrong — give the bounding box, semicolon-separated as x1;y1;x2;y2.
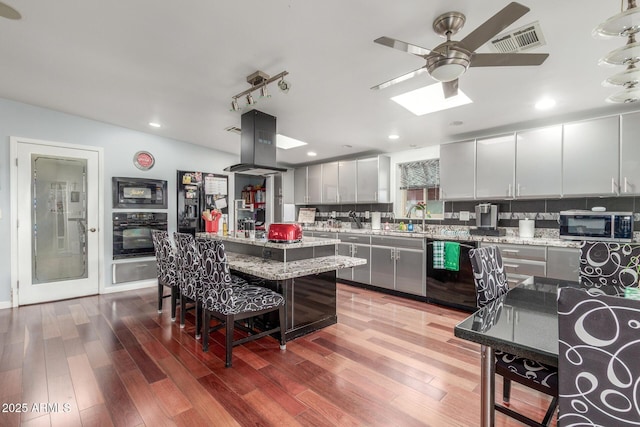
0;97;239;305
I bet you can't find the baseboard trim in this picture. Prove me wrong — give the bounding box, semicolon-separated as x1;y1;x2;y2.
0;301;12;311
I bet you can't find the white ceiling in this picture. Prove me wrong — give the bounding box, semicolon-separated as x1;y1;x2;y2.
1;1;638;166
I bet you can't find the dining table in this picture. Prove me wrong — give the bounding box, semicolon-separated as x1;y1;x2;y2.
453;275;622;427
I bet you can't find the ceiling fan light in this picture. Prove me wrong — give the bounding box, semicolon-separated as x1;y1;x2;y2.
429;63;467;82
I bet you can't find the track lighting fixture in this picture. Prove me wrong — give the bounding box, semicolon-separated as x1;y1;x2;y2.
230;70;289;111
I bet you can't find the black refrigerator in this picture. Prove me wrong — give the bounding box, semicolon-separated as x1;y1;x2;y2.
176;170;228;235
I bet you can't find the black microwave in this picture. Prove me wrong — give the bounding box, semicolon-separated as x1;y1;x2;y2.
112;177;168;209
559;210;634;242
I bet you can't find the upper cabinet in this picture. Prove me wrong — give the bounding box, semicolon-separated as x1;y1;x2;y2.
293;156;389;205
563;116;619;196
293;167;307;204
322;162;339;203
357;156;391;203
476;134;515;199
440;139;475;200
620;111;640;195
516;125;562;198
338;160;357;203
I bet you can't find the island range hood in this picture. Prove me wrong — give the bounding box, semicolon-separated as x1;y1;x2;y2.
225;109;287;176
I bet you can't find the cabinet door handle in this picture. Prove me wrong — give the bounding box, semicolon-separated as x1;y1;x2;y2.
353;245;357;255
612;178;619;195
502;249;520;254
390;249;395;260
503;263;520;269
517;184;521;197
374;191;378;201
508;184;512;198
624;177;629;193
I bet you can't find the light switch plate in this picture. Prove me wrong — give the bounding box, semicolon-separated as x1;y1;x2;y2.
459;211;470;221
0;208;2;220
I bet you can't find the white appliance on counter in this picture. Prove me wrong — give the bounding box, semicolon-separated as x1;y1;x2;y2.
371;212;381;230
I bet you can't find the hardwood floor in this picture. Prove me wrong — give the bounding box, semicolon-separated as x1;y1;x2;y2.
0;284;557;426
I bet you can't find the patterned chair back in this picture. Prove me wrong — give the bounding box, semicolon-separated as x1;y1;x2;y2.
579;241;640;295
558;287;640;426
173;232;200;300
151;230;177;288
469;246;509;307
195;237;236;312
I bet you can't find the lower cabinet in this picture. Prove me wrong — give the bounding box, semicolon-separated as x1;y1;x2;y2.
336;234;371;284
547;247;580;281
370;236;425;296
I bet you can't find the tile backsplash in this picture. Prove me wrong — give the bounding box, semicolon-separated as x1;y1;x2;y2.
300;196;640;231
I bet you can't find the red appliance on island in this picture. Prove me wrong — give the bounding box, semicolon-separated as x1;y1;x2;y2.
268;223;303;243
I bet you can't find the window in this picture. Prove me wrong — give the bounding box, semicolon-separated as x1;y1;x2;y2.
398;159;443;219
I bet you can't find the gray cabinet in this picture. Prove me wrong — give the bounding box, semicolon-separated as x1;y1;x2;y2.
357;156;391;203
336;233;371;284
338;160;357;203
516;125;562;198
322;162;338;203
563;116;620;196
440;139;475;200
476;134;515;199
547;247;580;281
370;236;425;295
620;111;640;195
486;243;546;288
294;167;307;204
307;164;322;204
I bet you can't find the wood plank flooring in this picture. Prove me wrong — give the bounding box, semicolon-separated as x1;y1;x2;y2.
0;284;557;426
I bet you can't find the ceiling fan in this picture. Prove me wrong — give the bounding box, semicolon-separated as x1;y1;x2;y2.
371;2;548;98
0;1;20;19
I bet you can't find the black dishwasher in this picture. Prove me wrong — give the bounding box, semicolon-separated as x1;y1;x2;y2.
426;239;478;312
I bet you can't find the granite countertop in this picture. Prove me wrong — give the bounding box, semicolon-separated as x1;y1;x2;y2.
302;226;583;248
196;233;340;249
225;253;367;280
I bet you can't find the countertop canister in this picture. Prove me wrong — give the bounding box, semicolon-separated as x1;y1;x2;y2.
519;218;535;238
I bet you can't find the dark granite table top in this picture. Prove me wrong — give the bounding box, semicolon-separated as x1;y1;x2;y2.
453;276;622;367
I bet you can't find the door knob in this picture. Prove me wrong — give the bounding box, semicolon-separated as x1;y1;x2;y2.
89;228;97;232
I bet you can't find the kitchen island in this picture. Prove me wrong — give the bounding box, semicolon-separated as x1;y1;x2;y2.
196;233;366;340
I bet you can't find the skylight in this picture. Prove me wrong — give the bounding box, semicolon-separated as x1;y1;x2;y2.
276;134;308;149
391;84;472;116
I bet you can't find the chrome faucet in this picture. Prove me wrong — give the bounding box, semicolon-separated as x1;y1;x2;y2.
348;210;363;229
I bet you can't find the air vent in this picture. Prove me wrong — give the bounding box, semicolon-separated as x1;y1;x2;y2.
225;126;241;135
489;21;546;53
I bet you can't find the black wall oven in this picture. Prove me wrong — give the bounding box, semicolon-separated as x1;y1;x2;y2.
113;177;168;209
113;212;168;259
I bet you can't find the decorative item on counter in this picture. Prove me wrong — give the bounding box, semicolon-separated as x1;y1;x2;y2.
384;221;390;231
202;209;222;233
408;201;431;218
398;221;406;231
408;220;414;232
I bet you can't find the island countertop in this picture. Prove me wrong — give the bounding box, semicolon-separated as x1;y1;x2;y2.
197;233;340;249
226;253;366;280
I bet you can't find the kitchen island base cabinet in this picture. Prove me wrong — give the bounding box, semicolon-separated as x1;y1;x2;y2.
238;271;337;341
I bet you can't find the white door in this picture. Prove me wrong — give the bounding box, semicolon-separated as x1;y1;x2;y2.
15;139;101;305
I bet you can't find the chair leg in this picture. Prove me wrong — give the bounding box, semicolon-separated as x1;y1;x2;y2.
157;282;164;313
202;310;210;352
278;305;286;350
170;287;178;322
503;378;511;406
180;294;186;328
195;302;202;339
225;314;234;367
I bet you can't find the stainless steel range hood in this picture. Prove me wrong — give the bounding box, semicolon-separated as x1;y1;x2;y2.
225;110;287;176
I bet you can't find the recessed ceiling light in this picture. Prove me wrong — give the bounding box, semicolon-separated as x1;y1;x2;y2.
343;144;353;148
149;122;161;128
391;83;472;116
535;98;556;110
276;134;308;149
307;151;317;157
450;120;464;126
388;134;400;140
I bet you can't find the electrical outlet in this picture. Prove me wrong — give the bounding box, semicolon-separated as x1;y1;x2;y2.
0;208;2;220
365;211;370;219
459;211;470;221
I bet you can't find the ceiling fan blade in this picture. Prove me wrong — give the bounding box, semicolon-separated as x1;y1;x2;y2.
458;2;529;53
442;80;459;99
470;53;549;67
374;36;435;57
0;1;20;19
370;67;428;90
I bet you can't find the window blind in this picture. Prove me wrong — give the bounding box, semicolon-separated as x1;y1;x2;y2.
399;159;440;189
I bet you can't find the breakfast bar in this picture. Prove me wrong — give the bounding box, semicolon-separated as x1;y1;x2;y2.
197;233;367;340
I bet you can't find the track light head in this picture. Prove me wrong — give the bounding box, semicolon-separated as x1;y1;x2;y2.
278;78;291;93
246;94;257;106
260;85;270;98
230;98;240;111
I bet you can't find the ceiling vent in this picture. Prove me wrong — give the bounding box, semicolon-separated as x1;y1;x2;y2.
225;126;241;135
488;21;546;54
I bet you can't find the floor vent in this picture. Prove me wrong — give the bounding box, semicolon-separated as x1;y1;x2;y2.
225;126;241;135
489;21;546;53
